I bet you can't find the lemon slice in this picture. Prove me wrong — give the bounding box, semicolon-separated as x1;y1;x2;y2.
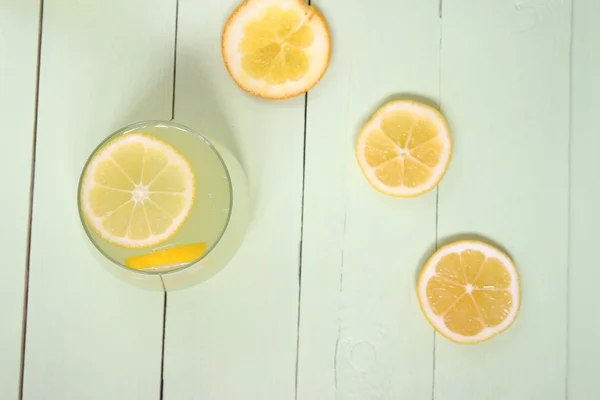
80;133;195;249
222;0;331;99
124;243;207;270
417;240;521;344
356;100;452;197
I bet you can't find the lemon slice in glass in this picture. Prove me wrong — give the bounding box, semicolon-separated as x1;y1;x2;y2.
80;133;195;249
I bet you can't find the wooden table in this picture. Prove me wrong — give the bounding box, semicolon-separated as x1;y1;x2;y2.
2;0;598;399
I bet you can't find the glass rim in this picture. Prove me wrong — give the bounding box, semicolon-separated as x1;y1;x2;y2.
77;119;234;277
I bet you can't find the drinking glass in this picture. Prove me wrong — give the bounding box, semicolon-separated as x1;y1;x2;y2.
78;120;249;291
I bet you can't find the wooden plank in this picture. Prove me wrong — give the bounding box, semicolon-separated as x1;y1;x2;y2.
297;1;440;398
569;0;600;398
435;1;571;399
0;0;40;397
162;0;304;398
22;1;176;398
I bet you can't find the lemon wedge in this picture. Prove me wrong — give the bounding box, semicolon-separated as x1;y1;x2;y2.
124;243;207;270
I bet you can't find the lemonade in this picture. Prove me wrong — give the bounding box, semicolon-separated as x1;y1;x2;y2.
78;121;249;291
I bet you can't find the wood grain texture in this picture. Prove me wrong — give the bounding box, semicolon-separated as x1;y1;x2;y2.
22;1;176;398
0;0;39;397
162;0;304;398
569;0;600;398
435;1;571;399
297;1;441;399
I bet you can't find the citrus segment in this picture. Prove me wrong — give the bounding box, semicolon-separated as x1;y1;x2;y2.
474;257;512;289
408;118;438;148
141;147;169;186
472;290;513;327
356;100;452;197
411;139;443;167
111;141;144;183
94;159;134;190
426;276;465;316
222;0;331;99
461;250;486;282
444;295;485;337
80;133;195;249
375;158;404;187
436;253;466;284
89;186;132;217
144;200;174;235
128;203;150;240
418;240;521;344
102;201;135;238
403;156;433;188
124;243;207;270
381;110;413;147
364;129;399;167
150;193;187;218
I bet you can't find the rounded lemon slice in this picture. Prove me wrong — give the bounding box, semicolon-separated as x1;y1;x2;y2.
356;100;452;197
417;240;521;344
222;0;331;99
80;133;195;249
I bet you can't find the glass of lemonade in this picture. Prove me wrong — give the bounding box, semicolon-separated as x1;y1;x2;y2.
78;120;249;291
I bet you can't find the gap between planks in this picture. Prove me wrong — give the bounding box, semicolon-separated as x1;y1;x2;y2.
431;2;444;398
294;4;313;399
18;1;45;398
294;91;309;400
564;0;575;398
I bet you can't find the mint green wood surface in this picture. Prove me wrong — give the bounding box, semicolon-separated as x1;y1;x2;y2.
435;1;570;399
22;1;175;398
162;0;304;398
298;0;440;398
0;1;39;397
569;0;600;398
4;0;600;398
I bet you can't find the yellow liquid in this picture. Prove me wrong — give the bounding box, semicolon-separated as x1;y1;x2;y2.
79;121;249;291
